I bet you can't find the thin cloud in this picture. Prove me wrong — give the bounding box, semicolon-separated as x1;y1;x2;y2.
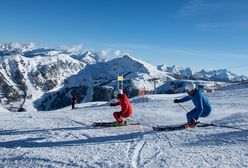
104;43;196;56
106;43;158;51
210;52;248;59
196;21;248;31
227;64;248;69
98;42;248;64
179;0;248;17
59;44;84;53
97;48;124;60
98;48;111;57
113;50;121;56
179;0;207;17
160;47;248;60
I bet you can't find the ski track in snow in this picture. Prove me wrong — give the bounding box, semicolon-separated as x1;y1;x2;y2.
0;86;248;167
129;141;145;168
129;124;147;168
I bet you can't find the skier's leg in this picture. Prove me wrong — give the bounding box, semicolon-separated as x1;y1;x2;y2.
186;108;198;122
113;112;123;123
201;108;211;118
121;111;131;118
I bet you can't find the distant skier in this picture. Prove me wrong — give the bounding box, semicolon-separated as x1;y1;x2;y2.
71;96;77;109
110;89;132;126
174;82;212;128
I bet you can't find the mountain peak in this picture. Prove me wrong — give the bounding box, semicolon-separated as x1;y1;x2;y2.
157;64;193;78
194;68;247;82
158;65;247;82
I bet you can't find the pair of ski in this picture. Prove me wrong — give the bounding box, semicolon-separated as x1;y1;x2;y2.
153;122;205;131
92;121;215;132
92;121;141;127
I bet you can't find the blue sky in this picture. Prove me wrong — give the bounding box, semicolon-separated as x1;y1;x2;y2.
0;0;248;75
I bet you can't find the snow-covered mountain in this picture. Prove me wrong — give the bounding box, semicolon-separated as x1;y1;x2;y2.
35;55;175;110
157;64;248;82
0;42;104;63
0;42;105;111
1;42;246;112
157;79;225;94
157;64;193;78
69;51;104;64
194;69;248;82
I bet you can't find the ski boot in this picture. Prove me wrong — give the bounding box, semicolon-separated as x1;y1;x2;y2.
184;119;198;128
113;120;127;126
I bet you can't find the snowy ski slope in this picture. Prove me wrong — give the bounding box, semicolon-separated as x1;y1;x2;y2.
0;85;247;167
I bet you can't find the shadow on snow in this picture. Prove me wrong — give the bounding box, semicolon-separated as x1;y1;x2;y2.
0;126;89;136
0;130;154;149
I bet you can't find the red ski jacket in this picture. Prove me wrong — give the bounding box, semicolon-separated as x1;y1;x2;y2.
72;96;77;102
112;93;132;117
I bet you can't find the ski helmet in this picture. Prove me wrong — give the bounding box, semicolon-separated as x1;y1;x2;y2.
114;89;123;97
185;82;196;92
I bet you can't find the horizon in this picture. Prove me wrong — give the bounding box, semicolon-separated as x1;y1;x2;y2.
0;0;248;76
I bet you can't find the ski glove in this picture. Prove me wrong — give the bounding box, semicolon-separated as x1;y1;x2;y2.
173;99;181;103
109;103;115;107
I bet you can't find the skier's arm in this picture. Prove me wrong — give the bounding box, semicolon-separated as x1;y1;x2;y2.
113;102;120;106
110;102;120;107
178;96;191;102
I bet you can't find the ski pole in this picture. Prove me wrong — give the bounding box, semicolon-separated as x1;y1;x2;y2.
177;103;188;113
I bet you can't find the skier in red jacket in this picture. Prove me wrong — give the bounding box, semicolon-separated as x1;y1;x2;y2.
110;89;132;126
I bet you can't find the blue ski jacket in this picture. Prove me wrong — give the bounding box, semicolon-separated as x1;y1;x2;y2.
179;89;212;120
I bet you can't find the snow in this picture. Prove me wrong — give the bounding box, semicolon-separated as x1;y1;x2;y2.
157;64;193;77
0;53;85;111
0;85;248;167
157;64;248;82
194;69;248;82
66;55;174;91
1;42;247;113
0;106;9;113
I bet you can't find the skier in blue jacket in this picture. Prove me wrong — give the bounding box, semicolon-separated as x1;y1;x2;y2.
174;82;212;128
